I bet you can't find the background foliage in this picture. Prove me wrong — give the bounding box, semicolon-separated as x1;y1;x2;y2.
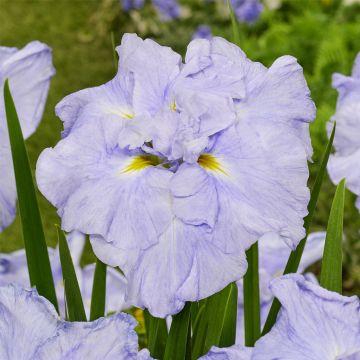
1;0;360;294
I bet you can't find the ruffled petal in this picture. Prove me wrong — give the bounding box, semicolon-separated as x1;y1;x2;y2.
36;121;173;250
252;274;360;359
33;312;147;360
0;284;58;359
116;33;181;115
0;41;55;139
172;123;309;253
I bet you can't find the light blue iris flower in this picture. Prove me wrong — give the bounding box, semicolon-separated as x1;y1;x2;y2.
0;284;152;359
0;41;55;232
236;232;326;344
36;34;315;317
328;52;360;211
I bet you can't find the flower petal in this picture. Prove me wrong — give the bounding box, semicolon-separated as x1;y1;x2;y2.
0;284;58;359
252;274;360;359
0;41;55;139
33;312;146;360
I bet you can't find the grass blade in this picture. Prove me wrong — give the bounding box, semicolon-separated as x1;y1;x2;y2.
262;123;336;335
320;179;345;293
90;258;107;320
228;0;241;46
57;226;87;321
191;283;237;359
144;310;168;359
164;302;191;360
4;80;58;311
243;242;260;346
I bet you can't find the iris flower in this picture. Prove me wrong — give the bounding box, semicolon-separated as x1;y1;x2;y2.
0;284;151;359
0;41;54;231
37;34;315;317
328;52;360;210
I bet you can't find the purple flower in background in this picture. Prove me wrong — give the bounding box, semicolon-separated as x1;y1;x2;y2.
230;0;263;23
153;0;181;19
37;34;315;318
236;232;326;344
0;41;54;232
251;274;360;359
328;53;360;210
120;0;180;19
0;284;151;359
200;345;252;359
192;25;213;40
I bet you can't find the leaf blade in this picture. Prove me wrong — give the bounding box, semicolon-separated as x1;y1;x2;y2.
243;242;260;346
90;258;107;321
4;80;58;311
320;178;345;293
57;226;87;322
144;310;168;359
228;0;241;46
164;302;191;360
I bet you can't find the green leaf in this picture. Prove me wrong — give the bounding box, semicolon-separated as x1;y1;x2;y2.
110;31;118;71
191;300;208;360
243;242;260;346
90;258;107;321
144;310;168;359
228;0;241;46
262;122;336;335
57;226;87;321
191;283;237;359
320;178;345;293
164;302;191;360
3;80;58;311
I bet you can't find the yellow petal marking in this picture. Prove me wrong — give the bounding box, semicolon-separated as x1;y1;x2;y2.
170;99;177;112
198;154;228;175
120;155;161;174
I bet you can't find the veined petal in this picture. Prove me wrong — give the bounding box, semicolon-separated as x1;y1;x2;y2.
0;41;55;139
36;121;173;250
55;75;134;141
116;33;182;115
172;123;309;253
252;275;360;359
123;218;246;317
0;284;58;360
32;313;144;360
